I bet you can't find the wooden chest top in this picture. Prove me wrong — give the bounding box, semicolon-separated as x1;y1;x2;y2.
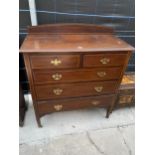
20;24;134;53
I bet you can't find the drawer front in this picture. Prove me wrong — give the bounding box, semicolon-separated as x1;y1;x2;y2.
119;88;135;95
83;54;127;67
118;95;135;105
33;67;122;84
30;54;80;69
35;81;118;100
37;95;116;116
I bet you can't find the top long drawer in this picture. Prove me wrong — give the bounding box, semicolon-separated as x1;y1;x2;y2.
30;54;80;69
83;54;127;67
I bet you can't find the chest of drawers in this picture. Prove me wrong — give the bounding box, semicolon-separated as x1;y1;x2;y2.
20;24;134;127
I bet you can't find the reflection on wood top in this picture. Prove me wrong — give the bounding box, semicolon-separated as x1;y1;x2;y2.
20;24;134;53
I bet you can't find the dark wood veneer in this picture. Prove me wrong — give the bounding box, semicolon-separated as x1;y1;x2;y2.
28;24;114;35
83;53;127;67
35;81;118;100
30;54;80;69
20;24;134;127
38;95;116;117
33;67;122;84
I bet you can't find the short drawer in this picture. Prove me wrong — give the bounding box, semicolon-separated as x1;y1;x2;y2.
35;81;118;100
118;95;134;105
119;88;135;95
33;67;122;84
30;54;80;69
37;95;116;116
83;53;127;67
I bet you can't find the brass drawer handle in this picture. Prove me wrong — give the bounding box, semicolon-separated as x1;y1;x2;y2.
52;73;62;81
54;104;63;111
100;58;110;64
97;71;106;77
92;101;100;105
94;86;103;92
53;88;63;95
51;58;62;66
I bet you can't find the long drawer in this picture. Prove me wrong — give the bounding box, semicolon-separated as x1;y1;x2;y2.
37;95;116;116
35;81;118;100
83;53;127;67
33;67;122;84
30;54;80;69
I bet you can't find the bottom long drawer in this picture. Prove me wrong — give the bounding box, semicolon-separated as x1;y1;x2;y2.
37;94;116;116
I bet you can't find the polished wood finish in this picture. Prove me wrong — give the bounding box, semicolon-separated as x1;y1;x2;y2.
83;53;127;67
20;35;134;53
35;81;118;100
23;54;42;127
38;95;116;117
33;67;122;84
28;24;114;34
20;24;134;127
20;24;134;53
30;54;80;69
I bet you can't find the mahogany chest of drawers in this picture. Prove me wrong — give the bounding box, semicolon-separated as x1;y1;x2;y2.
20;24;134;127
